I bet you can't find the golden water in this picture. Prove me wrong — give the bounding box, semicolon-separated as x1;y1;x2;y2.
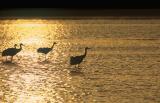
0;18;160;103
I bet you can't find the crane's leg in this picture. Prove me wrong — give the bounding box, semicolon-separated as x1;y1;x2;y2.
2;56;4;62
38;53;40;59
11;56;13;62
5;56;7;62
45;55;46;61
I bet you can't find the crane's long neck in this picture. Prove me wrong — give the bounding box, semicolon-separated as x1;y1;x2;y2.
51;43;55;49
83;48;88;57
18;45;22;51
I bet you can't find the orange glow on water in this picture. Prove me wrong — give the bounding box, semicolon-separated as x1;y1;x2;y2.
3;19;59;46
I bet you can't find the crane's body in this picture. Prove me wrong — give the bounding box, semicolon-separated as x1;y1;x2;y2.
70;55;85;65
2;48;19;56
37;47;52;54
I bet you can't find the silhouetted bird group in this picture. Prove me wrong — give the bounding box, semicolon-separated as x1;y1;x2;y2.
1;42;91;68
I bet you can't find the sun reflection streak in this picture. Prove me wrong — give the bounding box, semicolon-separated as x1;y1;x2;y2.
21;36;43;45
5;19;58;46
8;72;62;103
15;93;46;103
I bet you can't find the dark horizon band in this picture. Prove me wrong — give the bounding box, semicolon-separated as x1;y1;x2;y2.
0;9;160;18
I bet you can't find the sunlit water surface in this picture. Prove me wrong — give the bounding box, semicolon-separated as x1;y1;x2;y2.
0;18;160;103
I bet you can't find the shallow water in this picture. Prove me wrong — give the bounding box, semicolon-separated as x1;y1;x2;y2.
0;18;160;103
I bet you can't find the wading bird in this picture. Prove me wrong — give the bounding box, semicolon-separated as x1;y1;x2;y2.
37;42;57;60
2;43;24;62
70;47;91;68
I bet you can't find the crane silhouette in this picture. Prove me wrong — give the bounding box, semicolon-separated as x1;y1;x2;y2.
70;47;91;68
37;42;57;60
1;44;17;61
2;43;24;62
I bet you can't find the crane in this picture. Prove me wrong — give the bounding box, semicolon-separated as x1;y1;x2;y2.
2;43;24;62
70;47;91;68
37;42;57;60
